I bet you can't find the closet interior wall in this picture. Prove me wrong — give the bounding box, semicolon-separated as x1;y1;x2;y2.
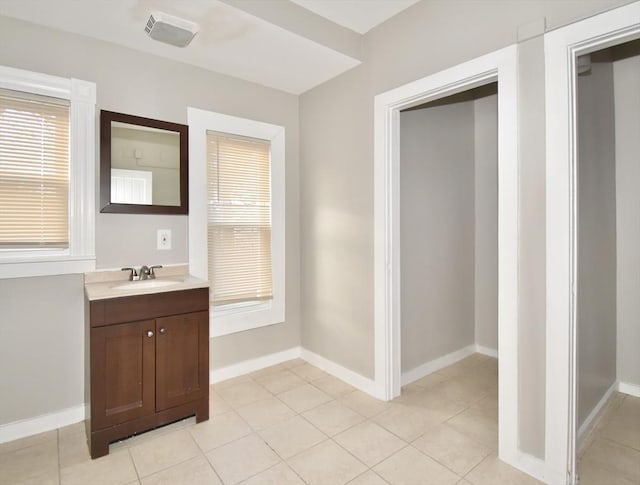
399;85;498;379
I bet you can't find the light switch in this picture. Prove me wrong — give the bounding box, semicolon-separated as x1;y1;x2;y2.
157;229;171;250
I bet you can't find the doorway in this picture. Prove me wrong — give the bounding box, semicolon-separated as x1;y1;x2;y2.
544;3;640;483
373;45;521;472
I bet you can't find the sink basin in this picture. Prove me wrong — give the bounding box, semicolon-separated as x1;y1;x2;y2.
112;279;182;291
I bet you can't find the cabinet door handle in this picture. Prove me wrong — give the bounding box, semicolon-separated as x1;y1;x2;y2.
159;327;166;335
146;330;154;338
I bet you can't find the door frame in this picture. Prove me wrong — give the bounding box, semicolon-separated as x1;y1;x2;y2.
373;44;520;469
544;3;640;484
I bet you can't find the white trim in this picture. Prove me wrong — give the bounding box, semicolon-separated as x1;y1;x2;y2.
300;348;377;396
401;345;476;387
0;405;85;444
544;4;640;484
508;450;548;484
0;66;96;279
374;44;520;470
577;381;617;448
210;347;301;384
187;107;285;337
618;381;640;398
475;344;498;359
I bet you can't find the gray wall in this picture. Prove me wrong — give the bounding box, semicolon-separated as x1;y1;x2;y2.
576;55;618;428
474;93;499;351
0;15;301;425
614;47;640;388
399;99;476;373
299;0;632;459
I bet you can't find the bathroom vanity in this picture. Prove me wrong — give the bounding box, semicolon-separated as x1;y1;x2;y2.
84;268;209;458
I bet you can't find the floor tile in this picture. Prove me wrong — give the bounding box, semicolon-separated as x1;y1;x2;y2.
373;446;460;485
446;407;498;450
141;455;222;485
60;449;138;485
14;469;60;485
238;462;305;485
373;403;442;441
412;423;491;476
259;415;326;459
129;429;200;478
210;390;232;416
57;422;86;440
255;370;306;394
312;374;357;397
302;400;365;436
288;440;367;485
340;390;391;418
189;411;252;452
58;427;91;468
465;453;543;485
237;396;296;431
580;437;640;482
0;439;58;483
599;413;640;450
278;383;332;413
290;363;327;381
577;459;637;485
347;470;390;484
213;374;253;391
206;434;280;485
334;421;406;467
0;429;57;454
217;381;272;409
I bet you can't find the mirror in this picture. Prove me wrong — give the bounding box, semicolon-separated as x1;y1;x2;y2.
100;110;188;214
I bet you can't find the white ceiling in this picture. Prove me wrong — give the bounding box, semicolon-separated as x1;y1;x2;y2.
0;0;419;94
290;0;421;34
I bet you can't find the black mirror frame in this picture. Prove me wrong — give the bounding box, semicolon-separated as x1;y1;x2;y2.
100;110;189;214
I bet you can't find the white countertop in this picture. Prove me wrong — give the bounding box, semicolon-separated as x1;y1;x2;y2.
84;265;209;301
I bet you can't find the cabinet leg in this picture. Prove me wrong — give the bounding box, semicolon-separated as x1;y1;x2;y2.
89;434;109;459
195;399;209;423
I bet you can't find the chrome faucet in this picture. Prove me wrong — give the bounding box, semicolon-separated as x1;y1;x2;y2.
121;265;163;281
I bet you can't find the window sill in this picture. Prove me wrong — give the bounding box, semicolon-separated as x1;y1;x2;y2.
210;300;284;337
0;256;96;279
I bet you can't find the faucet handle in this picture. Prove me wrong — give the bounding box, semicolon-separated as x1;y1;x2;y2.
121;267;138;281
149;265;163;279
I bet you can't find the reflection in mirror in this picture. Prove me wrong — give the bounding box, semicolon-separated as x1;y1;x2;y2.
110;122;180;206
100;110;188;214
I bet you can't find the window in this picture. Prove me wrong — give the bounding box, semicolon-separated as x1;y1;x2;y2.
0;66;96;279
188;108;285;337
207;132;273;307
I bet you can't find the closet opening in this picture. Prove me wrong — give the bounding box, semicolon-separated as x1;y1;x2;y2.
394;82;499;453
574;38;640;483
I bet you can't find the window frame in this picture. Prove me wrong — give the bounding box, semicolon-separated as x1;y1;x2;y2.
0;65;96;279
187;107;285;337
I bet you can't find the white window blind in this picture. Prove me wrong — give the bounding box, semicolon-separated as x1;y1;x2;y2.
207;131;273;306
0;89;70;249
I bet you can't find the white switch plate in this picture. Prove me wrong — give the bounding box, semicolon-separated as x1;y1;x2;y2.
157;229;171;250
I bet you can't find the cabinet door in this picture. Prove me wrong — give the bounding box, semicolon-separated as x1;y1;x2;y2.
155;311;208;411
91;320;155;430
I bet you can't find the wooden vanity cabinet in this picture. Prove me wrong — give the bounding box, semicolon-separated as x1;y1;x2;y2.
86;288;209;458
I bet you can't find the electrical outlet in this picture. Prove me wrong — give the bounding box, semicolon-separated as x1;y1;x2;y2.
157;229;171;250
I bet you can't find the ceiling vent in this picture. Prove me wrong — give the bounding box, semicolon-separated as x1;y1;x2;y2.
145;11;198;48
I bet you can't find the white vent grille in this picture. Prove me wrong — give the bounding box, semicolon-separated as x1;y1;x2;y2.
144;11;198;48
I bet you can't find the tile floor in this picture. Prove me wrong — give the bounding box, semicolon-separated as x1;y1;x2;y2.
0;354;635;484
577;391;640;485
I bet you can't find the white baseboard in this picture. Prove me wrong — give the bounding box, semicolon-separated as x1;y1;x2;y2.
501;449;547;484
401;344;476;386
618;381;640;398
0;404;85;444
475;344;498;358
300;348;377;397
210;347;301;384
577;380;618;446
